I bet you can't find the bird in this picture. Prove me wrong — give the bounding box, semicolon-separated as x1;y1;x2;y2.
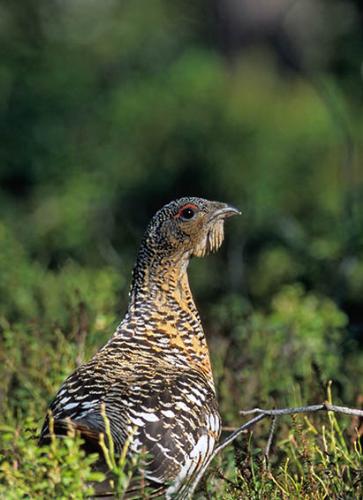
39;196;240;498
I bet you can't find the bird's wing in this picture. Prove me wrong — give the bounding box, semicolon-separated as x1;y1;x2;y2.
102;367;220;489
39;357;128;445
40;357;220;494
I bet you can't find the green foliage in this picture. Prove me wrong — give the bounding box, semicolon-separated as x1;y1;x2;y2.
0;418;102;499
203;409;362;499
98;404;151;497
1;268;361;497
0;0;362;497
211;284;362;421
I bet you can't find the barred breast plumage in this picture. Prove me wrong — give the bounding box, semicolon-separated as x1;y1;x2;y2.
39;197;240;498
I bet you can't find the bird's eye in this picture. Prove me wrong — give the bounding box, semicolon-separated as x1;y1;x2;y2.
180;207;195;219
176;203;198;220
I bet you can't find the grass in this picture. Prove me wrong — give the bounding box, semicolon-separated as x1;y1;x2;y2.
0;262;362;498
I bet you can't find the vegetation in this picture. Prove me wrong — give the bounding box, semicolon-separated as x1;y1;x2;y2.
0;0;362;498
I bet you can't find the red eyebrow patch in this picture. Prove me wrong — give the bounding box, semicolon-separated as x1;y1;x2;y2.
175;203;198;218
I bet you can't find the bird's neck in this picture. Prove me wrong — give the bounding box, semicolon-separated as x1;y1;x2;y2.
129;247;191;306
126;247;214;382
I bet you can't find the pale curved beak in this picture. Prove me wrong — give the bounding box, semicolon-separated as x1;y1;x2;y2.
209;204;241;221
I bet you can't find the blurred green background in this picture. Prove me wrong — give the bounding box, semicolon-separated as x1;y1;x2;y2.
1;1;363;496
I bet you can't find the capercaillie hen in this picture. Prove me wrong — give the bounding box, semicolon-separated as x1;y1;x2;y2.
39;197;240;498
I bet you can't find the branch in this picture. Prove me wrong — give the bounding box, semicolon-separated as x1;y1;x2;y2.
263;415;277;467
187;402;363;498
239;402;363;418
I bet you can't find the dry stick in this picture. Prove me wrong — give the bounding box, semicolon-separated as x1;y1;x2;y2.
264;416;277;467
239;403;363;418
187;402;363;498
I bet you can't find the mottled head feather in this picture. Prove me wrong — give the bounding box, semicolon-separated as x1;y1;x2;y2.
130;197;240;295
144;196;240;258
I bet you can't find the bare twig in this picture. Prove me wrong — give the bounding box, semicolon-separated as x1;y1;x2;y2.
187;402;363;498
263;416;277;468
239;403;363;418
221;426;239;432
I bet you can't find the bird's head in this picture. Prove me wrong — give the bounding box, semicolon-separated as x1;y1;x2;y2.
145;197;241;260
